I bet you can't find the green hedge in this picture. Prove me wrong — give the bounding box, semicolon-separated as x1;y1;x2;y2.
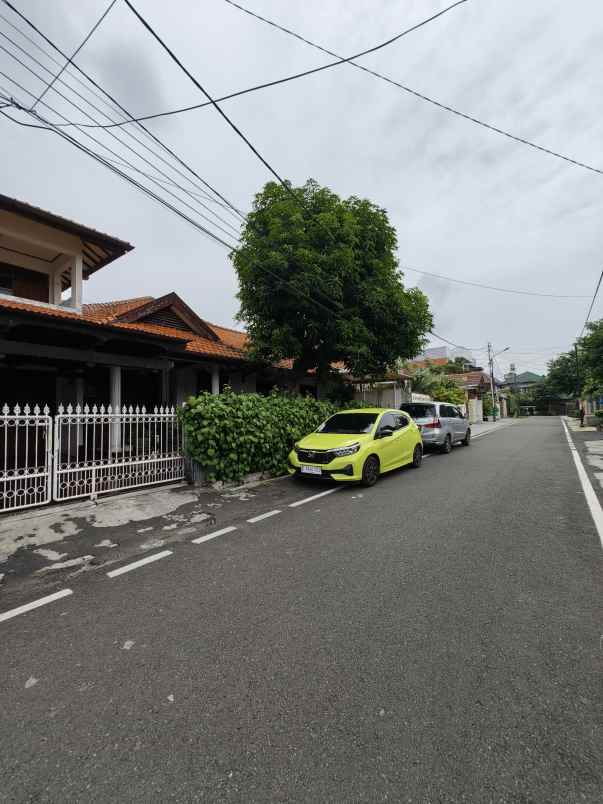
179;390;366;482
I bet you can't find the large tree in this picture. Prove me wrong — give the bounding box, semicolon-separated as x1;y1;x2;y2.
231;180;432;379
579;319;603;395
544;320;603;397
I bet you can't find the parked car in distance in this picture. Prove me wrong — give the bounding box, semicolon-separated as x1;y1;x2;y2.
399;401;471;453
287;408;423;487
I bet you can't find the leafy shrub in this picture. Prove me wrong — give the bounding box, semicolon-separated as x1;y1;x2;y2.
180;390;340;482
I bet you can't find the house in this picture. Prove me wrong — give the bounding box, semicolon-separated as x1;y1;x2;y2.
0;194;318;412
501;366;544;394
448;370;504;422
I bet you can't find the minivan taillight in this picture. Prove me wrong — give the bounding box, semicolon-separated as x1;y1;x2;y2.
424;418;441;429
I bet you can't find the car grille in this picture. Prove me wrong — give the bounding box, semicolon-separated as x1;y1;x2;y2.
296;448;333;465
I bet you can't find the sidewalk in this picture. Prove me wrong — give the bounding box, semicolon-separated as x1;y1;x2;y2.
563;415;597;433
470;418;516;437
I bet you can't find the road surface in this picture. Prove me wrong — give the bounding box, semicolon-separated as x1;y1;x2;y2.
1;417;601;802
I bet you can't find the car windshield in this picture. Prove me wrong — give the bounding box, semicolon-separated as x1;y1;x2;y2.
400;404;436;419
317;413;378;434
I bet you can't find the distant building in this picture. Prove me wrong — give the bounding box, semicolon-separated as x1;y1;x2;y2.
502;364;544;394
416;345;475;363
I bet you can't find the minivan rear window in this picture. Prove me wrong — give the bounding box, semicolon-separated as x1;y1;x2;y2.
400;403;436;419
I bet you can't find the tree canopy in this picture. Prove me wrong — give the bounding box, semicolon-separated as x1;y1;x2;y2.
544;319;603;397
407;366;466;405
231;180;432;379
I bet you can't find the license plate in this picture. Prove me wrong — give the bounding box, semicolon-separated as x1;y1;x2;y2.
301;465;322;475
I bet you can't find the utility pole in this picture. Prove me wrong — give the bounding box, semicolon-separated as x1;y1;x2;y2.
487;342;497;422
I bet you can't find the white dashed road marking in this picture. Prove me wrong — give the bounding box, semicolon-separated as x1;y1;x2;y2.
192;525;237;544
106;550;173;578
289;488;339;507
247;509;281;523
561;419;603;548
0;588;73;624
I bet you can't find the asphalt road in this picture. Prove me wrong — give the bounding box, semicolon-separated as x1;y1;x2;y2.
1;418;601;803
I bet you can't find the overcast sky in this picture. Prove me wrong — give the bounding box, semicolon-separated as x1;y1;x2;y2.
1;0;602;375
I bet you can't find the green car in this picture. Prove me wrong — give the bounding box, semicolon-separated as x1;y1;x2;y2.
288;408;423;487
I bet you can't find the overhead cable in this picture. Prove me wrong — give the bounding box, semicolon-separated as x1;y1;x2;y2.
0;0;246;220
0;10;239;218
578;268;603;339
46;0;469;132
403;265;590;299
30;0;116;109
220;0;603;178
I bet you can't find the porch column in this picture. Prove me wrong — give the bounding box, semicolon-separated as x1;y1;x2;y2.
110;366;122;453
211;365;220;395
70;253;83;309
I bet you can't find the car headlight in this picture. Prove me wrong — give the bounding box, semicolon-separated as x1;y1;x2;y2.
331;442;361;457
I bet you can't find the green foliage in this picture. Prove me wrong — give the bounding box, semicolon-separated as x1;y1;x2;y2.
482;394;494;417
231;179;432;380
546;351;579;396
179;390;372;483
579;320;603;395
408;367;465;405
544;321;603;398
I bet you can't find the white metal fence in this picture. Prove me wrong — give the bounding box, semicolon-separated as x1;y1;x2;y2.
1;403;184;513
1;404;53;513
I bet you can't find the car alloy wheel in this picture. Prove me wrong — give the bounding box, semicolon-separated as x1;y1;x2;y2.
361;455;380;487
441;434;452;454
411;444;423;468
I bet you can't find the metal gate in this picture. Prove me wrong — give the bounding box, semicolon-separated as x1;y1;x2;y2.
0;404;52;513
53;404;185;502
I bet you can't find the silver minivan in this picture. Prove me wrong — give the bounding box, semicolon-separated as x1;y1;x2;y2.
399;401;471;453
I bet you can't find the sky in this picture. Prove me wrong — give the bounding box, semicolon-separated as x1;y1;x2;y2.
1;0;602;376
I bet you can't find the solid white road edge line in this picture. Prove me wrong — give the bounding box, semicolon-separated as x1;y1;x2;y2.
192;525;237;544
561;418;603;548
0;588;73;624
106;550;173;578
247;509;281;523
289;487;340;507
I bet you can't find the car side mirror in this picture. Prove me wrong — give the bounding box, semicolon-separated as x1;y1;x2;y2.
376;426;394;439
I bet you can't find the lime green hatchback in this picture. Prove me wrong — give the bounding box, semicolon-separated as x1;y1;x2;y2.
287;408;423;486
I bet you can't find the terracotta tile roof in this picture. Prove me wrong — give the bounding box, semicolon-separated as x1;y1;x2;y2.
407;357;449;369
449;371;492;388
0;193;133;276
0;296;184;341
82;297;152;322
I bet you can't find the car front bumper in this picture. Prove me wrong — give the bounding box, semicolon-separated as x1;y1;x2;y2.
287;451;363;481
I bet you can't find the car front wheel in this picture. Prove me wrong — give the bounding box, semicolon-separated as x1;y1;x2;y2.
361;455;380;487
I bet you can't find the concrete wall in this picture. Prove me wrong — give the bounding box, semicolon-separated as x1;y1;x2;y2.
467;398;483;424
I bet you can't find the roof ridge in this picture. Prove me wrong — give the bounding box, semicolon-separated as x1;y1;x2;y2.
83;296;153;309
208;321;246;335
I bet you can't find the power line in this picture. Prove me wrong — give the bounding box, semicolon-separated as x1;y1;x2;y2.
578;268;603;339
429;330;484;352
0;0;246;221
219;0;603;178
48;0;469;131
124;0;294;194
31;0;116;109
0;105;240;251
403;264;590;299
0;10;239;218
0;51;241;240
